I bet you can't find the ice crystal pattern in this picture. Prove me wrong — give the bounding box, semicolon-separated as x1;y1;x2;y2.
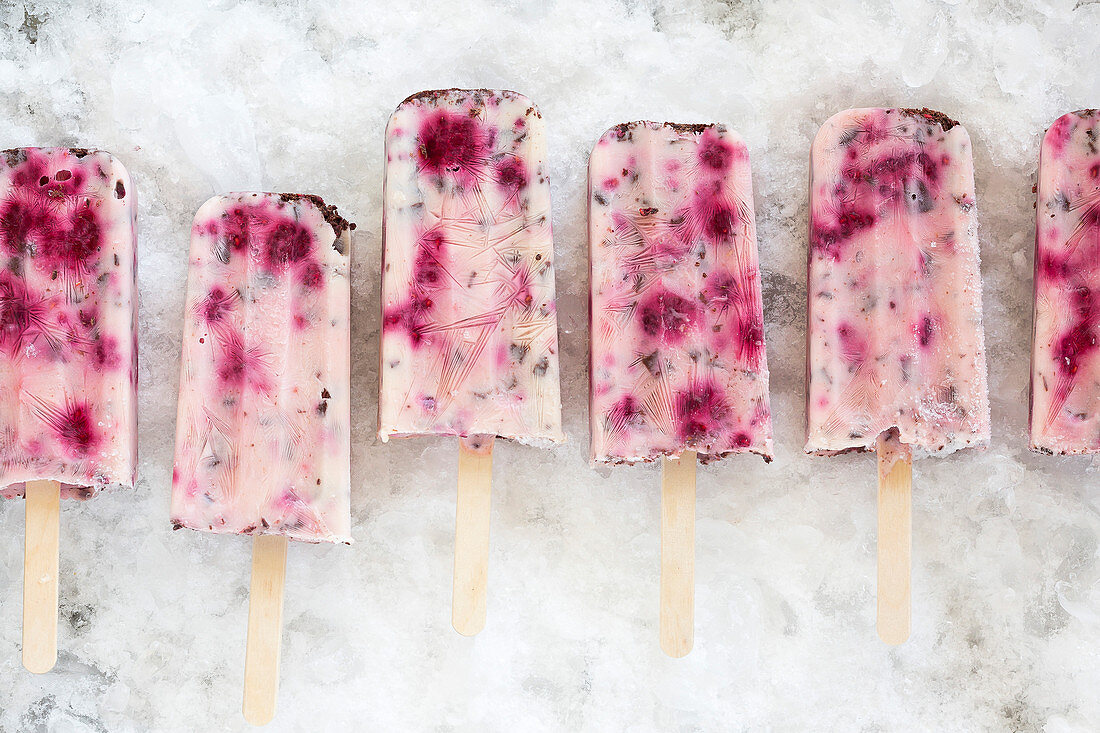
1030;110;1100;455
0;148;137;499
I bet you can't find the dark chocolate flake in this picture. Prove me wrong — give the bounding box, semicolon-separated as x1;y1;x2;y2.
899;107;959;131
277;192;355;237
509;342;529;363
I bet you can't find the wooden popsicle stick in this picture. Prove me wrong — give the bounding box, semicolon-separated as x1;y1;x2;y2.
23;479;61;674
660;450;696;658
453;435;494;636
243;534;289;726
876;431;912;646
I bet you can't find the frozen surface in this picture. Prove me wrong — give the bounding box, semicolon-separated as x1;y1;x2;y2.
1;0;1100;730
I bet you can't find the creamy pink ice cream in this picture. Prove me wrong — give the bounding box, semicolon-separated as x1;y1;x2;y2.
171;193;352;543
0;148;137;499
378;89;563;444
1030;110;1100;454
806;108;990;456
588;122;773;463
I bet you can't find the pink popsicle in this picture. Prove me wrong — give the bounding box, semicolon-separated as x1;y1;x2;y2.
806;108;990;457
171;193;352;544
378;89;563;445
0;148;137;499
589;121;773;463
378;89;563;637
1030;110;1100;455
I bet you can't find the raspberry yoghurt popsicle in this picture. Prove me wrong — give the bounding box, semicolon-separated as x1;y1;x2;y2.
172;193;352;544
1030;110;1100;455
589;122;773;464
0;148;137;497
171;192;352;724
379;89;564;636
0;148;137;673
806;108;991;644
589;121;773;656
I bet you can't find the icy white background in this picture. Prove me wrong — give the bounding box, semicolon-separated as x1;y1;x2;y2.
0;0;1097;730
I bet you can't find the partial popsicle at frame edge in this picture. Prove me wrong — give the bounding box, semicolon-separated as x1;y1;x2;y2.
588;121;774;656
805;108;990;644
379;89;564;636
0;148;138;673
170;192;352;724
0;148;138;498
1030;110;1100;455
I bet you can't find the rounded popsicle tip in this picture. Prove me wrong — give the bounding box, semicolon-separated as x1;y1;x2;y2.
811;108;881;160
242;700;277;726
592;120;744;150
1;146;135;219
396;87;534;108
193;192;353;240
390;88;540;128
8;148;134;207
452;613;486;637
589;122;750;186
386;90;545;191
1042;110;1100;160
812;107;971;171
1;146;127;166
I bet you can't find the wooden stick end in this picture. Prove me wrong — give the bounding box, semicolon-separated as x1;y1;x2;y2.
22;647;57;674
